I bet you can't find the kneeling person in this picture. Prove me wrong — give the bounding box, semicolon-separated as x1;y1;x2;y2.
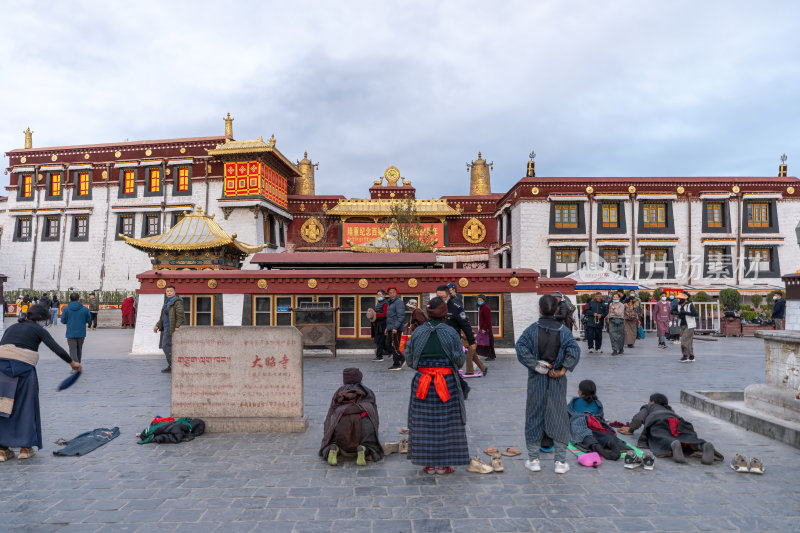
320;368;383;466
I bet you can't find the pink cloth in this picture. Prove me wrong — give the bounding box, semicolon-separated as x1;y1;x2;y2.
653;301;672;337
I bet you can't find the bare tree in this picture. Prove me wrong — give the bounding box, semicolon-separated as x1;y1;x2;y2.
384;198;438;252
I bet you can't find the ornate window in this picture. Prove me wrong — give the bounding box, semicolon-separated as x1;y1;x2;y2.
602;248;619;264
117;214;134;239
20;174;33;199
642;203;666;228
49;173;61;197
601;204;618;228
176;167;189;192
554;204;578;229
14;217;32;241
706;202;723;228
554;248;580;273
747;203;769;228
123;170;135;194
77;172;90;196
43;216;60;241
144;214;160;237
72;216;89;241
747;247;771;270
148;168;161;194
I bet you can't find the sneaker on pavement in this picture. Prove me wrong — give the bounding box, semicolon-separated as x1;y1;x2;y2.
388;364;403;371
679;356;689;363
383;442;399;455
490;456;504;472
18;447;36;460
588;349;594;354
730;452;749;472
671;440;686;463
0;448;14;462
524;459;541;472
327;445;339;466
642;451;655;470
701;442;715;465
597;349;603;353
372;356;385;362
624;452;643;469
748;456;765;474
466;456;494;474
689;356;695;362
356;445;367;466
554;461;570;474
436;466;455;475
423;466;436;475
398;439;409;454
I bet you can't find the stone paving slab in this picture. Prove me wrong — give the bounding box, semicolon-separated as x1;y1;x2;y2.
1;324;798;532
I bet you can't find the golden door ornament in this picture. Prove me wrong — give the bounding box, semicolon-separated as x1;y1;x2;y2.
358;278;369;289
20;156;26;163
509;276;520;287
407;278;418;288
307;279;318;289
156;279;167;289
51;154;57;161
463;217;487;244
207;279;218;289
102;170;108;180
257;279;268;289
458;277;469;288
300;217;324;243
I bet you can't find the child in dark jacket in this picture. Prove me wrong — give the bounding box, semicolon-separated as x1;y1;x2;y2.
567;380;629;460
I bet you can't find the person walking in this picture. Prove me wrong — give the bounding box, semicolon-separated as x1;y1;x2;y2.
50;295;60;328
676;293;698;362
0;304;82;461
371;290;389;362
669;294;680;344
38;294;52;327
772;293;786;330
60;293;92;367
404;297;473;475
606;293;626;355
624;298;640;348
585;292;607;354
475;295;496;360
653;294;672;349
87;293;100;330
121;293;136;329
516;295;581;474
553;291;575;331
19;296;30;320
153;285;185;373
436;285;485;377
385;287;406;371
405;299;427;334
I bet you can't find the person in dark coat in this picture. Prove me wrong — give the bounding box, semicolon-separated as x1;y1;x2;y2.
567;380;629;460
516;295;581;474
38;294;52;327
475;294;496;360
0;305;81;461
436;285;485;377
385;287;407;370
153;285;185;373
619;393;721;465
60;293;92;365
320;367;383;466
87;293;100;331
371;290;389;362
49;295;60;328
771;293;786;330
585;292;607;353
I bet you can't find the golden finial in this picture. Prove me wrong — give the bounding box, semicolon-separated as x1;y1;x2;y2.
23;127;33;149
268;134;276;148
196;205;204;215
224;113;234;138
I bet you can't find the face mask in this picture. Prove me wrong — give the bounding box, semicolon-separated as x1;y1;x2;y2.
669;296;674;300
477;301;484;306
661;296;667;301
774;295;779;300
377;297;384;301
613;299;619;303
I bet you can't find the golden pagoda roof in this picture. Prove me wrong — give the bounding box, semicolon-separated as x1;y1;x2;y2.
206;135;301;175
325;198;459;218
120;208;265;254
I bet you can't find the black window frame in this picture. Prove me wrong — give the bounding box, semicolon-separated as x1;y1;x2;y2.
143;166;163;198
549;202;586;234
118;168;138;199
549;247;584;277
596;201;627;234
142;213;161;237
41;216;60;242
172;165;192;196
637;201;675;234
70;215;90;242
17;173;34;201
13;216;32;241
599;246;628;275
703;245;733;278
743;245;781;279
701;200;730;233
171;212;186;228
639;247;675;279
72;170;93;200
116;213;135;240
742;199;779;234
45;171;63;201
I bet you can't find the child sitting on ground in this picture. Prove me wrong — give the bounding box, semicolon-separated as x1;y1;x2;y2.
567;380;628;460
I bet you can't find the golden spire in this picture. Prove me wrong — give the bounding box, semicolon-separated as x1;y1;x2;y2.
467;151;493;195
295;151;318;195
224;113;234;138
268;134;276;148
23;127;33;149
779;153;788;177
527;150;536;177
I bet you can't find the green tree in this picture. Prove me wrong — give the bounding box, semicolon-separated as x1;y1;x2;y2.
719;288;742;312
750;294;762;309
692;291;712;302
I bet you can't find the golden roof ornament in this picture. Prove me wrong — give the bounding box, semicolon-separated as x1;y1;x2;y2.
385;166;400;186
268;134;276;148
224;113;234;138
23;127;33;149
295;151;318;195
467;151;493;196
463;218;487;244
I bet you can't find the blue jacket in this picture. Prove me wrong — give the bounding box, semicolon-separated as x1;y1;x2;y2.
61;300;92;339
385;296;406;332
772;298;786;319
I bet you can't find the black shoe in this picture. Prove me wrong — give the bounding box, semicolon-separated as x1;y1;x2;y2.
619;349;624;354
388;364;403;371
372;356;385;362
482;367;488;377
161;366;172;373
612;351;618;356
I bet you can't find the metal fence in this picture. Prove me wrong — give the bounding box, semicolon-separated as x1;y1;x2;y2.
576;301;721;334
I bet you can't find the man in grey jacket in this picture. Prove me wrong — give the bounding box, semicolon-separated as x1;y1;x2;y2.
385;286;407;371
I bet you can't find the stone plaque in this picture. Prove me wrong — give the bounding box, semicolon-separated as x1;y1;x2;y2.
171;326;307;433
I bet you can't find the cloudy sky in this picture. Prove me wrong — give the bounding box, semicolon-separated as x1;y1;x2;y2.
1;1;798;197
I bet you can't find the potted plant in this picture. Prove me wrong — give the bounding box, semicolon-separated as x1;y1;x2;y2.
719;288;742;336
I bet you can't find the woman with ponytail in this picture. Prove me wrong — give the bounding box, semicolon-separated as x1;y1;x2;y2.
567;380;629;460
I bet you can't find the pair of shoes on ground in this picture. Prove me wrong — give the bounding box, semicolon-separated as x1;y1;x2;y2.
384;438;409;456
326;445;368;466
423;466;455;475
371;356;385;362
458;368;487;378
658;344;668;349
484;447;520;458
611;350;624;356
671;441;715;465
587;349;603;354
467;456;502;474
730;452;764;474
524;459;570;474
624;451;655;470
679;356;696;363
388;361;406;371
0;447;35;461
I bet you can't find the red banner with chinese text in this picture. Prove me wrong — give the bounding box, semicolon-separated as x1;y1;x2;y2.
341;222;443;247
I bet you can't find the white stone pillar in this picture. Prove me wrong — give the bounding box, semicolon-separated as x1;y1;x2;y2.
510;292;539;343
223;293;245;326
132;293;166;355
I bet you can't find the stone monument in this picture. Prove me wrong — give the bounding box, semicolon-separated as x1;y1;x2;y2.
749;331;800;424
171;326;307;433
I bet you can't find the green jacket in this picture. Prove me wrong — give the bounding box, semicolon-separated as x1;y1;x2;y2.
87;298;100;312
155;296;185;335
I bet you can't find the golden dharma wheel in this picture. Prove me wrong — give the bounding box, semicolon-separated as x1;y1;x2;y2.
732;185;740;193
677;186;685;194
145;149;152;156
156;279;167;289
458;277;469;288
115;151;121;158
628;186;636;194
257;279;268;289
207;279;218;289
531;187;539;195
509;276;520;287
788;186;795;195
358;278;369;289
585;186;594;194
180;147;186;154
308;279;318;289
407;278;418;288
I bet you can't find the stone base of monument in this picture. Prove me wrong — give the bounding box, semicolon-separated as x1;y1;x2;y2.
680;330;800;449
171;326;308;434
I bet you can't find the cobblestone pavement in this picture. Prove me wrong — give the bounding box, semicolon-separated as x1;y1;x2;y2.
2;321;798;532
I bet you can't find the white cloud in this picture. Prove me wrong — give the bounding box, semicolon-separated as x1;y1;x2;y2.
1;0;799;197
